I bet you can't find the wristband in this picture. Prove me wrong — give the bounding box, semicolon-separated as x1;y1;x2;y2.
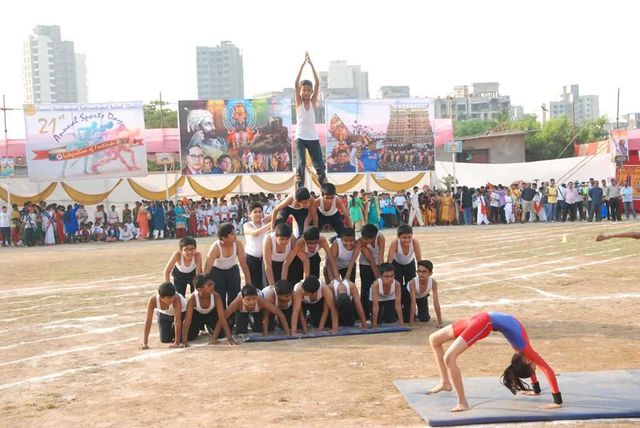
532;382;541;394
552;392;563;405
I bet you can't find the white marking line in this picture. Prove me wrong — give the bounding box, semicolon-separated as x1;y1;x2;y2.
0;338;138;368
8;289;151;312
443;292;640;309
0;322;142;351
448;253;639;291
438;246;619;282
0;273;155;299
0;341;210;391
520;286;570;300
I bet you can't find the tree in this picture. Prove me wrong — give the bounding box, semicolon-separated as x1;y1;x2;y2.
454;120;493;137
144;100;177;129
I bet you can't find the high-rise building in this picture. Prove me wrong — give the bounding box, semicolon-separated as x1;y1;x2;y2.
379;86;410;99
434;82;511;121
323;60;369;99
549;84;600;125
23;25;88;104
196;41;244;99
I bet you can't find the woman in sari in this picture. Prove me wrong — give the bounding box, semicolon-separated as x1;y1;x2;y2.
137;203;149;240
367;191;380;226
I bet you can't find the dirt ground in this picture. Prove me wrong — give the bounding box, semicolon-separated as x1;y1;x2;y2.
0;221;639;427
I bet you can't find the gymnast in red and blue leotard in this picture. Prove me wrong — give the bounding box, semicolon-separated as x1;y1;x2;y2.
428;312;562;412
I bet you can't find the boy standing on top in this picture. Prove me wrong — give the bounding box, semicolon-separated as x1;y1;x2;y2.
295;52;326;188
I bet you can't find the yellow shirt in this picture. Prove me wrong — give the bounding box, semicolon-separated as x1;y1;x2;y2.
547;186;558;204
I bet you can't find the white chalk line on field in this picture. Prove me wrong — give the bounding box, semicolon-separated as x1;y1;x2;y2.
520;286;570;300
0;322;142;351
0;341;211;391
437;247;620;282
7;288;152;312
448;253;639;291
443;291;640;309
0;273;156;299
0;337;138;368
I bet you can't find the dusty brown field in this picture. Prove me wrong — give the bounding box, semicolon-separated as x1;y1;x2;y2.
0;221;639;427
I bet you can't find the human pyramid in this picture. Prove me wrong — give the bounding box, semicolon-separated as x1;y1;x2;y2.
139;52;569;413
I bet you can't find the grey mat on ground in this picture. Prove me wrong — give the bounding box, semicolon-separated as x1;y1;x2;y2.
243;325;410;342
394;370;640;426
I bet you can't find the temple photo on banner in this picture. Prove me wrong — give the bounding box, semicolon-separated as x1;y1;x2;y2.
325;99;435;173
23;101;147;182
178;97;293;175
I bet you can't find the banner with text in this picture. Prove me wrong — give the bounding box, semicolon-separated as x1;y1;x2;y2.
24;101;147;182
178;97;292;175
325;98;435;173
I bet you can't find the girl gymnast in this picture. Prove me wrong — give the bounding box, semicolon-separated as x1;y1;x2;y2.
427;311;562;412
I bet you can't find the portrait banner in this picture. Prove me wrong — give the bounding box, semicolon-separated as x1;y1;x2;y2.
24;101;147;182
325;98;435;173
178;97;293;175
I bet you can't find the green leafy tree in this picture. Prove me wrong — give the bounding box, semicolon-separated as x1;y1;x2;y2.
144;100;177;129
454;120;494;137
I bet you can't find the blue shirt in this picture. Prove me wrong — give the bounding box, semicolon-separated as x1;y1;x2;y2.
361;148;380;172
621;186;634;203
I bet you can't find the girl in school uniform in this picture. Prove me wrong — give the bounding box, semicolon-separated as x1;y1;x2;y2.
204;223;252;308
386;224;422;323
163;236;203;296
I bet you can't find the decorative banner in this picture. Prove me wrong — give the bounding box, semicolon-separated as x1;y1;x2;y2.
610;130;630;167
325;98;435;173
616;165;640;199
178;97;293;175
24;101;147;182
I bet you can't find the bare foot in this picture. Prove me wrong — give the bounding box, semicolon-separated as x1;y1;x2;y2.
450;403;470;412
427;384;452;394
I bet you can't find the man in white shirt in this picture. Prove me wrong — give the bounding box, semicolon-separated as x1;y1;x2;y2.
107;205;120;225
394;192;408;224
408;186;424;226
0;205;11;246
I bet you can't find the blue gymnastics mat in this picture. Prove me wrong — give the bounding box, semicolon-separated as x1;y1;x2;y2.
243;325;410;343
394;370;640;426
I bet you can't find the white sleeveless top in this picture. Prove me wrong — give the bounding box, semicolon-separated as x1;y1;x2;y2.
394;239;415;265
262;285;292;309
244;220;267;258
294;281;325;304
335;238;354;269
304;241;320;258
295;104;318;140
175;254;196;273
155;293;187;316
193;292;215;315
406;276;433;299
318;197;338;216
270;232;291;263
237;291;262;313
332;279;351;300
359;233;381;266
369;278;396;302
213;241;237;269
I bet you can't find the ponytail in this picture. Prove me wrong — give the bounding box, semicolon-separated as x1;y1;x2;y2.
500;353;534;395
